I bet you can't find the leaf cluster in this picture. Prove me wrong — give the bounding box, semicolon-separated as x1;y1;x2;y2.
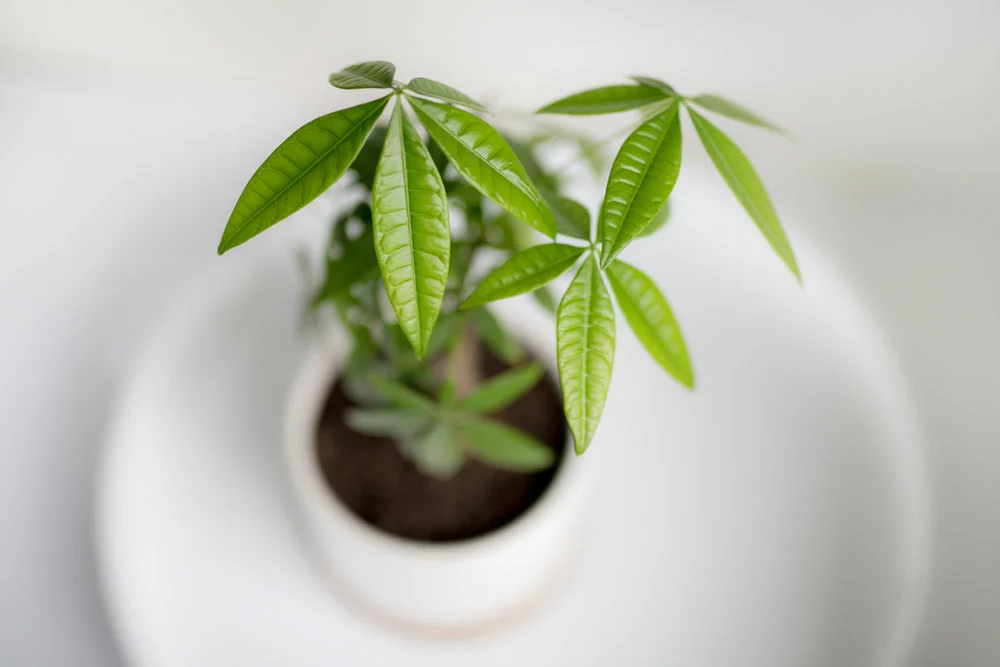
218;62;797;470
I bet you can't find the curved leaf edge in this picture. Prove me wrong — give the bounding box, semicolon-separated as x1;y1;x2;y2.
605;260;694;389
219;94;391;254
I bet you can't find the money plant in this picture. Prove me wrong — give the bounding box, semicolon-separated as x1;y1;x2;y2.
217;61;797;478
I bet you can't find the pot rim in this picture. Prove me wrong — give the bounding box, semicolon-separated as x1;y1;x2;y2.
284;325;582;561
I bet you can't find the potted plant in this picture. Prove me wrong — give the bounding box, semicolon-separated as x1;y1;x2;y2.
217;61;796;631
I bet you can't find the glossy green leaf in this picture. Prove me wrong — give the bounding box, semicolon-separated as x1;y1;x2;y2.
369;375;436;412
372;103;451;357
606;260;693;387
219;95;390;253
452;418;554;472
455;362;544;413
688;108;800;279
329;61;396;89
471;307;522;364
407;424;464;478
312;227;378;305
690;94;783;134
408;96;556;238
630;76;677;95
598;103;682;268
537;84;670;115
550;196;591;240
345;408;432;438
557;257;615;454
637;200;671;238
405;78;486;112
461;243;586;309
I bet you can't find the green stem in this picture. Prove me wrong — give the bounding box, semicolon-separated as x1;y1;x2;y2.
440;313;470;402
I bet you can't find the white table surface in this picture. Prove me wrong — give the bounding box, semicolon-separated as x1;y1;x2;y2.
1;1;999;663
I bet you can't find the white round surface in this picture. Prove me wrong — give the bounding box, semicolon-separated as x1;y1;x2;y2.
96;181;929;667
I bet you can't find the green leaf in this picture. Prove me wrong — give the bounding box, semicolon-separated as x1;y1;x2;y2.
509;138;560;194
483;213;522;250
408;96;556;237
407;423;464;479
452;418;554;472
606;260;693;387
329;201;373;250
528;128;606;176
329;61;396;89
369;375;436;412
638;200;671;238
688;108;799;279
219;95;390;253
557;256;615;454
462;243;586;309
345;408;433;438
346;326;377;376
598;103;682;268
537;84;670;115
424;311;463;359
550;196;591;240
532;284;559;315
690;94;783;134
455;362;544;413
372;102;451;358
405;78;486;112
312;227;378;305
471;307;523;364
348;125;388;191
630;76;676;95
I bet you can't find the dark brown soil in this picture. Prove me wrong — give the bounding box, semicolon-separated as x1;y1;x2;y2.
315;349;567;542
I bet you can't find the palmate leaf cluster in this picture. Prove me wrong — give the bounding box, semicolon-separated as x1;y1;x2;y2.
218;61;798;473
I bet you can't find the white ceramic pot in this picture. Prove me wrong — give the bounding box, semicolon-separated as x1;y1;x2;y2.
283;304;592;634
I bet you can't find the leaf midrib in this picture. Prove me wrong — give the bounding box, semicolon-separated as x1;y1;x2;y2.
348;71;390;87
577;260;596;445
546;85;668;113
612;266;678;376
502;249;580;293
224;96;387;247
694;96;778;132
394;105;425;350
602;105;677;265
693;111;772;241
409;98;545;221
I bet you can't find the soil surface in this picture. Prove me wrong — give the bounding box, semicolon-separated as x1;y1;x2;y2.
315;349;567;542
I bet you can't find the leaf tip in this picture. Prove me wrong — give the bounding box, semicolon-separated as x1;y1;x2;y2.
540;449;557;469
458;295;480;311
785;254;802;283
679;370;696;390
412;338;430;361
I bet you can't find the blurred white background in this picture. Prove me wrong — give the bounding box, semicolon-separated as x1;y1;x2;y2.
1;0;998;664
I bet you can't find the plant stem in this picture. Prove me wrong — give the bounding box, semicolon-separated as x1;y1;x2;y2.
441;312;479;401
